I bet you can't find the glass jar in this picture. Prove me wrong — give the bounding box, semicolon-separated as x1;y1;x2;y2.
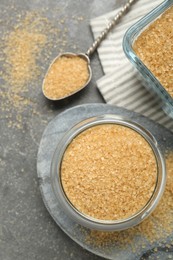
51;115;166;231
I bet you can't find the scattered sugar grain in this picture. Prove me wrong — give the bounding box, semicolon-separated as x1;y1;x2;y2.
0;10;67;129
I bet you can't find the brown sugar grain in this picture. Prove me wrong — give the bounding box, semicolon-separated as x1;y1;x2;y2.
43;55;89;100
61;124;157;221
1;9;68;129
133;6;173;97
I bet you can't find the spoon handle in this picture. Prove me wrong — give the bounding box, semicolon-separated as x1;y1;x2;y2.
86;0;138;57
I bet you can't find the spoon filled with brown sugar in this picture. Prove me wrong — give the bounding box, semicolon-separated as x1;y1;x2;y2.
42;0;138;101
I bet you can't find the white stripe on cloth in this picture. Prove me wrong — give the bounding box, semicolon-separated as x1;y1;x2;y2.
90;0;173;132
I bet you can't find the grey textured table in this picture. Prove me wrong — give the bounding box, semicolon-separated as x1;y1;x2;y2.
0;1;172;260
0;1;116;260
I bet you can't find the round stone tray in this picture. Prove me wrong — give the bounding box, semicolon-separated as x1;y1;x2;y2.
37;103;173;260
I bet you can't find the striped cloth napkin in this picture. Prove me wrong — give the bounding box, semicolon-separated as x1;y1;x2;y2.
90;0;173;132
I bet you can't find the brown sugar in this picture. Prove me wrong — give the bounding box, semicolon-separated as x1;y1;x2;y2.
4;26;46;89
0;10;66;129
133;6;173;97
85;151;173;252
43;55;89;100
61;124;157;221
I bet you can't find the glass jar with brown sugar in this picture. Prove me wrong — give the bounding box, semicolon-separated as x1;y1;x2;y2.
51;115;166;231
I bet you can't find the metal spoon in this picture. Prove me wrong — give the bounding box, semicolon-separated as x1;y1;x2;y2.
42;0;138;101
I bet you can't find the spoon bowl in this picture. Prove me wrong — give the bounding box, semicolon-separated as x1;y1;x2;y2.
42;52;92;101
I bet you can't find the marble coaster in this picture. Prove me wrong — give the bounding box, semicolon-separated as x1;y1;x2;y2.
37;103;173;260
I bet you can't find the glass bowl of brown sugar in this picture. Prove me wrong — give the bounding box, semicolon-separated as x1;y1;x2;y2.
123;0;173;117
51;115;166;231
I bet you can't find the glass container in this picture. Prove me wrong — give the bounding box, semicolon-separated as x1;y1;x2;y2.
51;115;166;231
123;0;173;117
